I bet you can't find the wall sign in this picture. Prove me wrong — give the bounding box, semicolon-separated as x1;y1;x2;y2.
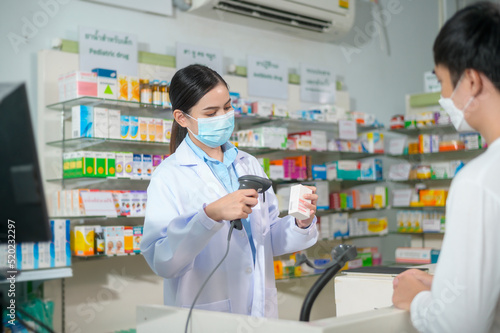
247;55;288;100
176;42;223;74
300;64;336;104
79;26;138;76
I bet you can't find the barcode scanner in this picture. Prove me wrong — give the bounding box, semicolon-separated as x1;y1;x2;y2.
231;175;273;230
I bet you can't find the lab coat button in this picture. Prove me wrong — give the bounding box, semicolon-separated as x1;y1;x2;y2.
245;267;252;274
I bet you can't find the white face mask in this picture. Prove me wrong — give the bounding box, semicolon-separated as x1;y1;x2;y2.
438;75;475;132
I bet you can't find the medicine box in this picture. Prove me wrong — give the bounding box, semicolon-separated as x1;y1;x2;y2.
120;115;130;140
148;118;156;142
336;160;361;180
361;132;384;154
37;242;51;269
104;227;116;255
331;213;349;238
152;155;162;173
288;184;312;220
108;109;121;139
133;154;143;179
115;226;125;255
124;226;134;254
163;120;173;142
50;219;71;267
93;107;108;138
115;152;125;178
92;68;117;99
120;192;131;216
106;152;116;177
360;158;383;181
118;75;128;101
155;119;163;142
95;152;107;178
130;191;142;217
133;226;143;253
129;77;140;102
72;105;94;138
129;116;139;141
123;152;134;178
139;117;148;141
140;191;148;214
63;71;98;101
142;154;152;179
71;226;95;256
17;242;36;270
395;247;440;264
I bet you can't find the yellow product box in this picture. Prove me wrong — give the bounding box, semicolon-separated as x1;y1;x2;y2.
420;189;448;206
139;117;148;141
71;226;95;256
118;75;128;101
154;118;163;142
124;226;133;254
129;77;140;102
148;118;156;142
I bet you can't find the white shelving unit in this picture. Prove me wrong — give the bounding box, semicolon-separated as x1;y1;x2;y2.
1;268;73;284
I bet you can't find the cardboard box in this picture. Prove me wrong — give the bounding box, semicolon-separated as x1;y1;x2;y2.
288;184;312;220
133;154;143;179
71;226;95;256
120;192;131;216
104;227;116;255
108;109;121;139
129;116;139;141
139;117;148;141
93;107;108;138
130;191;142;217
50;219;71;267
154;119;163;142
140;191;147;215
120;115;130;140
361;132;384;154
360;158;383;181
133;226;143;253
115;226;125;255
124;226;133;254
106;152;116;177
147;118;156;142
115;152;125;178
37;242;51;269
123;152;134;178
118;74;128;101
337;161;361;180
72;105;94;138
395;247;440;264
64;71;98;100
94;152;107;178
92;68;117;99
142;154;152;179
129;77;140;102
163;120;173;142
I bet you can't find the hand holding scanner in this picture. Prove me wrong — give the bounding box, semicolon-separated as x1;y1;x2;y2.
231;175;273;230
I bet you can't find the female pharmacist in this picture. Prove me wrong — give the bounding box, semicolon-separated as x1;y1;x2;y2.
141;64;319;318
392;2;500;332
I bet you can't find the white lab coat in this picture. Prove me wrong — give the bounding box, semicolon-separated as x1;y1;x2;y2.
141;139;318;317
410;138;500;332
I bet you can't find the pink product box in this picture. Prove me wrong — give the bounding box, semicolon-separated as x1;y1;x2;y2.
283;160;294;180
63;71;98;101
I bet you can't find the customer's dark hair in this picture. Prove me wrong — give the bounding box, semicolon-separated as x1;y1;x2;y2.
433;1;500;90
169;64;228;154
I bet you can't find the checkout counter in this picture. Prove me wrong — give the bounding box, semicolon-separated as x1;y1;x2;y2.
136;264;435;332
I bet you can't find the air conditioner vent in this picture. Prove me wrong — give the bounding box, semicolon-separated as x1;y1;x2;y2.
215;0;332;33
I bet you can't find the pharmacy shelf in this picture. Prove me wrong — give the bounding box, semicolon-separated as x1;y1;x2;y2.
390;178;453;186
319;234;388;242
275;272;321;282
391;206;446;210
390;232;445;236
315;207;387;216
272;179;384;187
387;148;486;161
0;267;73;284
388;124;457;135
47;96;172;116
72;253;142;260
240;147;383;159
46;177;150;190
46;137;170;153
50;215;145;221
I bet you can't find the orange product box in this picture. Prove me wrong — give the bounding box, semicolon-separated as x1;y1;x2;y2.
118;75;128;101
439;140;465;152
124;226;133;254
419;189;448;206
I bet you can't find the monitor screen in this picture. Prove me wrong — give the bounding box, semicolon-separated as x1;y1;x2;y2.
0;82;51;243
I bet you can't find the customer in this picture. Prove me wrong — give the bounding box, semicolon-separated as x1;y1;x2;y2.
392;2;500;332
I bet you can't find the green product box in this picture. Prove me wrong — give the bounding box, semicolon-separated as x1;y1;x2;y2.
339;193;348;209
63;152;72;179
106;152;116;177
357;252;373;267
81;151;95;178
95;152;107;178
259;158;270;178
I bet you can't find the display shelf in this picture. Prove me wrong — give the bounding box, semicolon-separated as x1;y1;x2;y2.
390;232;445;235
46;177;151;190
272;179;384;186
387;148;486;160
319;234;388;242
47;96;172;114
315;207;387;216
275;272;321;282
46;137;170;153
73;253;141;260
390;178;453;186
240;147;383;159
0;267;73;284
391;205;446;210
50;215;145;221
388;124;457;135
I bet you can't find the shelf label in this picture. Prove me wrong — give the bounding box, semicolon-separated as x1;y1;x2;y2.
79;26;138;76
389;138;407;155
247;55;288;100
81;192;118;217
388;163;412;181
339;120;357;140
392;189;413;207
176;42;223;75
300;64;336;104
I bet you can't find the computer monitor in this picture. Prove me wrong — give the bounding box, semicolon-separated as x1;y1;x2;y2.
0;82;51;243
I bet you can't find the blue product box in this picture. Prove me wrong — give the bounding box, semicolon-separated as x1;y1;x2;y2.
312;164;327;180
92;68;117;78
431;249;440;263
72;105;94;138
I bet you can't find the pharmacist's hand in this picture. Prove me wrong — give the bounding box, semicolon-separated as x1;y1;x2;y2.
205;189;258;222
392;270;431;311
295;186;318;228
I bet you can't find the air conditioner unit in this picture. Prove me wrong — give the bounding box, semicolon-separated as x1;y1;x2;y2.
187;0;356;43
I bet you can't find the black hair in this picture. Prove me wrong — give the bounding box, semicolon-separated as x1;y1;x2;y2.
169;64;228;154
433;1;500;90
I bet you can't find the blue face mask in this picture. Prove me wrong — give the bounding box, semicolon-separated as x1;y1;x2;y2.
185;110;235;148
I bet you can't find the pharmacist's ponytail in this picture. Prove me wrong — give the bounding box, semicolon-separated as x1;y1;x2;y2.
169;64;228;154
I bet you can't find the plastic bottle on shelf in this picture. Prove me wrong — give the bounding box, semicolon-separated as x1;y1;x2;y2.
140;79;152;104
152;80;161;106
